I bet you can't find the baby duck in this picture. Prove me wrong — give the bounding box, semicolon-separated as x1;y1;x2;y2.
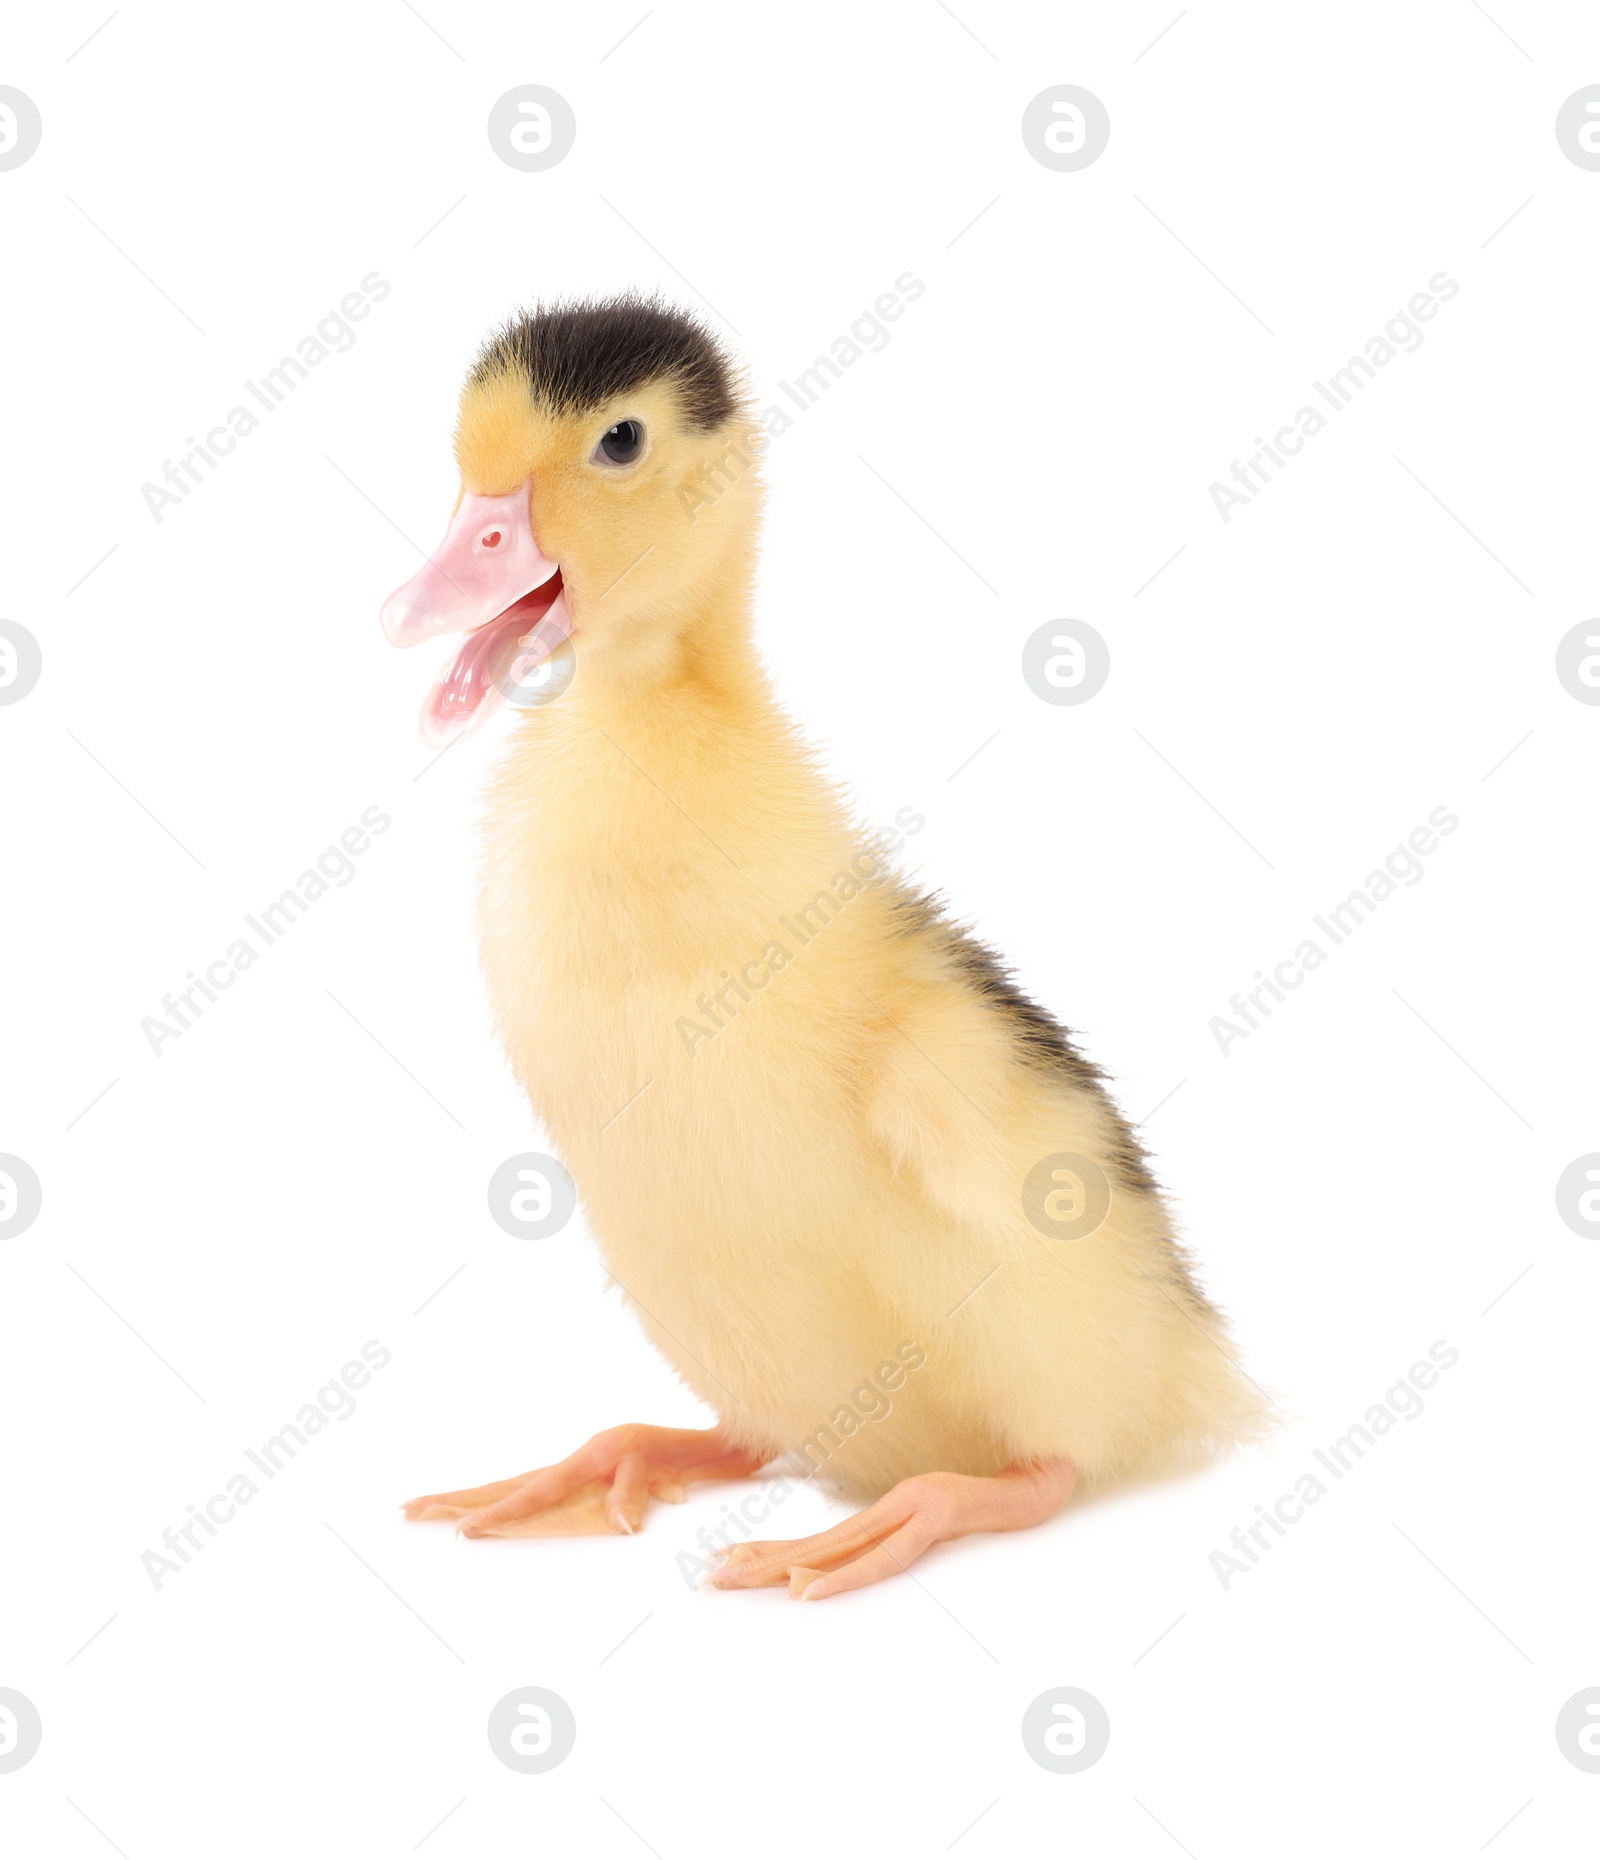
389;296;1265;1600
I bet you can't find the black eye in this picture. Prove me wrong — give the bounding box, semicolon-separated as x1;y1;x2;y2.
596;419;644;465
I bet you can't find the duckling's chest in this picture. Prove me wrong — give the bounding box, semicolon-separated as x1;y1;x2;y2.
479;827;795;1143
475;720;887;1200
473;747;949;1459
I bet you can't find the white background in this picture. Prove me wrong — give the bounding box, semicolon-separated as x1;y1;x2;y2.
2;2;1596;1853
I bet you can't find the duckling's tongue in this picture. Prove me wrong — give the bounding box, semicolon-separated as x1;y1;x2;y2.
421;582;571;748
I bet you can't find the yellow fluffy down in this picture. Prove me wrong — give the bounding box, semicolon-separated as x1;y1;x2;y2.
458;369;1270;1503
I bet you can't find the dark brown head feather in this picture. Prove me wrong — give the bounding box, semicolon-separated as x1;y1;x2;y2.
471;293;738;431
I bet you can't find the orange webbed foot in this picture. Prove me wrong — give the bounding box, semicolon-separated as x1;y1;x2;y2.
707;1460;1078;1600
403;1424;766;1539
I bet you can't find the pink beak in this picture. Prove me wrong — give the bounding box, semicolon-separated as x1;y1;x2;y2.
380;486;559;645
380;484;572;746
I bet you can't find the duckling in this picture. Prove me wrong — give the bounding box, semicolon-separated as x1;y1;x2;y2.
388;295;1267;1599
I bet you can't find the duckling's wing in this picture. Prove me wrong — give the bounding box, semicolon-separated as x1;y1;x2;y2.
863;888;1203;1308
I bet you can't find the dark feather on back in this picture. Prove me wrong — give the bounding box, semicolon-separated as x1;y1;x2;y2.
889;889;1162;1202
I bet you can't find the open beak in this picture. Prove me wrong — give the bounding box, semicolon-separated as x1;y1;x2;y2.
380;483;572;747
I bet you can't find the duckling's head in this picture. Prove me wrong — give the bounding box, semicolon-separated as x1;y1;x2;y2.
381;293;759;745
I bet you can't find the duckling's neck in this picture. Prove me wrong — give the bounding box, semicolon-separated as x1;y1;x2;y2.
497;573;839;887
565;464;769;717
569;574;775;742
